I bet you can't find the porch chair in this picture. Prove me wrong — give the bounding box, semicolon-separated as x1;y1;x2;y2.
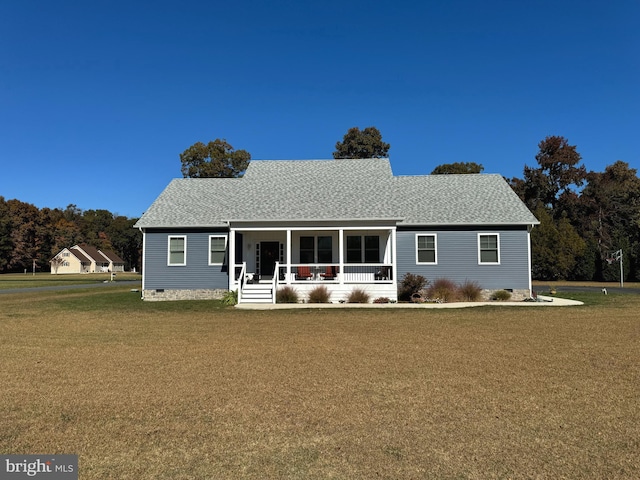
296;266;313;280
320;266;338;280
375;266;390;280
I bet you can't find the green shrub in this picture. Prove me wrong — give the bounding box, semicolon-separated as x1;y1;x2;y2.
308;285;331;303
276;286;299;303
426;278;460;303
458;280;482;302
221;290;238;306
347;288;370;303
398;273;429;302
491;290;512;301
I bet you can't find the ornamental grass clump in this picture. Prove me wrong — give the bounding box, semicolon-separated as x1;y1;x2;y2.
276;286;299;303
458;280;483;302
426;278;460;303
347;288;370;303
307;285;331;303
221;290;238;305
491;289;512;301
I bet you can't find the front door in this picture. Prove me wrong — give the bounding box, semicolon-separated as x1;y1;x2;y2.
259;242;279;279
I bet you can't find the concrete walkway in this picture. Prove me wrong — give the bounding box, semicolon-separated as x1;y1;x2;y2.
236;295;583;309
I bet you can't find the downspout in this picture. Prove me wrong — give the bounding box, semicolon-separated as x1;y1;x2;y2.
138;227;145;298
527;224;534;297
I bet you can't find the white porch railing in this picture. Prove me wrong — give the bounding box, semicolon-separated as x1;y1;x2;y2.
233;262;394;297
276;264;393;284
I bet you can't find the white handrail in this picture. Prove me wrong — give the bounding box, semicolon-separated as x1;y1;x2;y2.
271;261;279;304
237;262;246;304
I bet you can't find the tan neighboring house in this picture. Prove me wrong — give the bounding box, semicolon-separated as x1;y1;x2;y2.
50;245;125;274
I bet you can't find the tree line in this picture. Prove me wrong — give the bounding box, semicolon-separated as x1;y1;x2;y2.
3;128;637;281
0;198;141;274
509;136;640;282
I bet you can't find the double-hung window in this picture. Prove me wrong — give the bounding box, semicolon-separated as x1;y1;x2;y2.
209;236;227;265
416;234;437;264
300;236;315;263
300;236;333;263
168;236;187;266
317;236;333;263
364;236;380;263
346;236;362;263
346;235;380;263
478;234;500;264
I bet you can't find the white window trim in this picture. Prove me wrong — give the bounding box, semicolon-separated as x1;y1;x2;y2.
168;235;187;266
478;233;500;265
209;235;228;265
415;233;438;265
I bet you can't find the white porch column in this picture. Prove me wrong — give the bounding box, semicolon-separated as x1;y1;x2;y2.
527;225;533;296
391;227;397;284
286;228;292;284
229;228;236;290
338;228;344;285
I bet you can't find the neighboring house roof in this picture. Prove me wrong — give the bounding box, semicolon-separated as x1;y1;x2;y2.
71;245;124;264
74;245;108;263
134;158;539;228
99;250;125;264
67;248;92;264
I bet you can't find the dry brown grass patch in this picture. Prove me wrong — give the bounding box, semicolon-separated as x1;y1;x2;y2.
1;288;639;478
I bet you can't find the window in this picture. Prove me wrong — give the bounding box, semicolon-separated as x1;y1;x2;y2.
168;236;186;266
346;235;380;263
300;236;315;263
478;234;500;264
416;234;437;264
317;236;332;263
346;236;362;263
300;236;333;263
209;236;227;265
364;236;380;263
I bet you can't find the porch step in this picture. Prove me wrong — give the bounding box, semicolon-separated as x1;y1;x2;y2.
240;284;274;304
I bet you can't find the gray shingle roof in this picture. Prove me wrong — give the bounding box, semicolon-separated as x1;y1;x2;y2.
134;158;538;228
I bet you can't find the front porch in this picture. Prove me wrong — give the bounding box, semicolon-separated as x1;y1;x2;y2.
228;223;398;304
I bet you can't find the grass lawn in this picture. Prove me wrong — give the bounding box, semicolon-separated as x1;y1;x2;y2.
0;272;142;290
1;288;638;479
533;279;640;290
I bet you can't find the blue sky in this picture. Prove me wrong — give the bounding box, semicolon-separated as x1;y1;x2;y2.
1;0;638;218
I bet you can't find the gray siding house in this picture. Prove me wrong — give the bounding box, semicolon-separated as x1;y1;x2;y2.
134;158;539;303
